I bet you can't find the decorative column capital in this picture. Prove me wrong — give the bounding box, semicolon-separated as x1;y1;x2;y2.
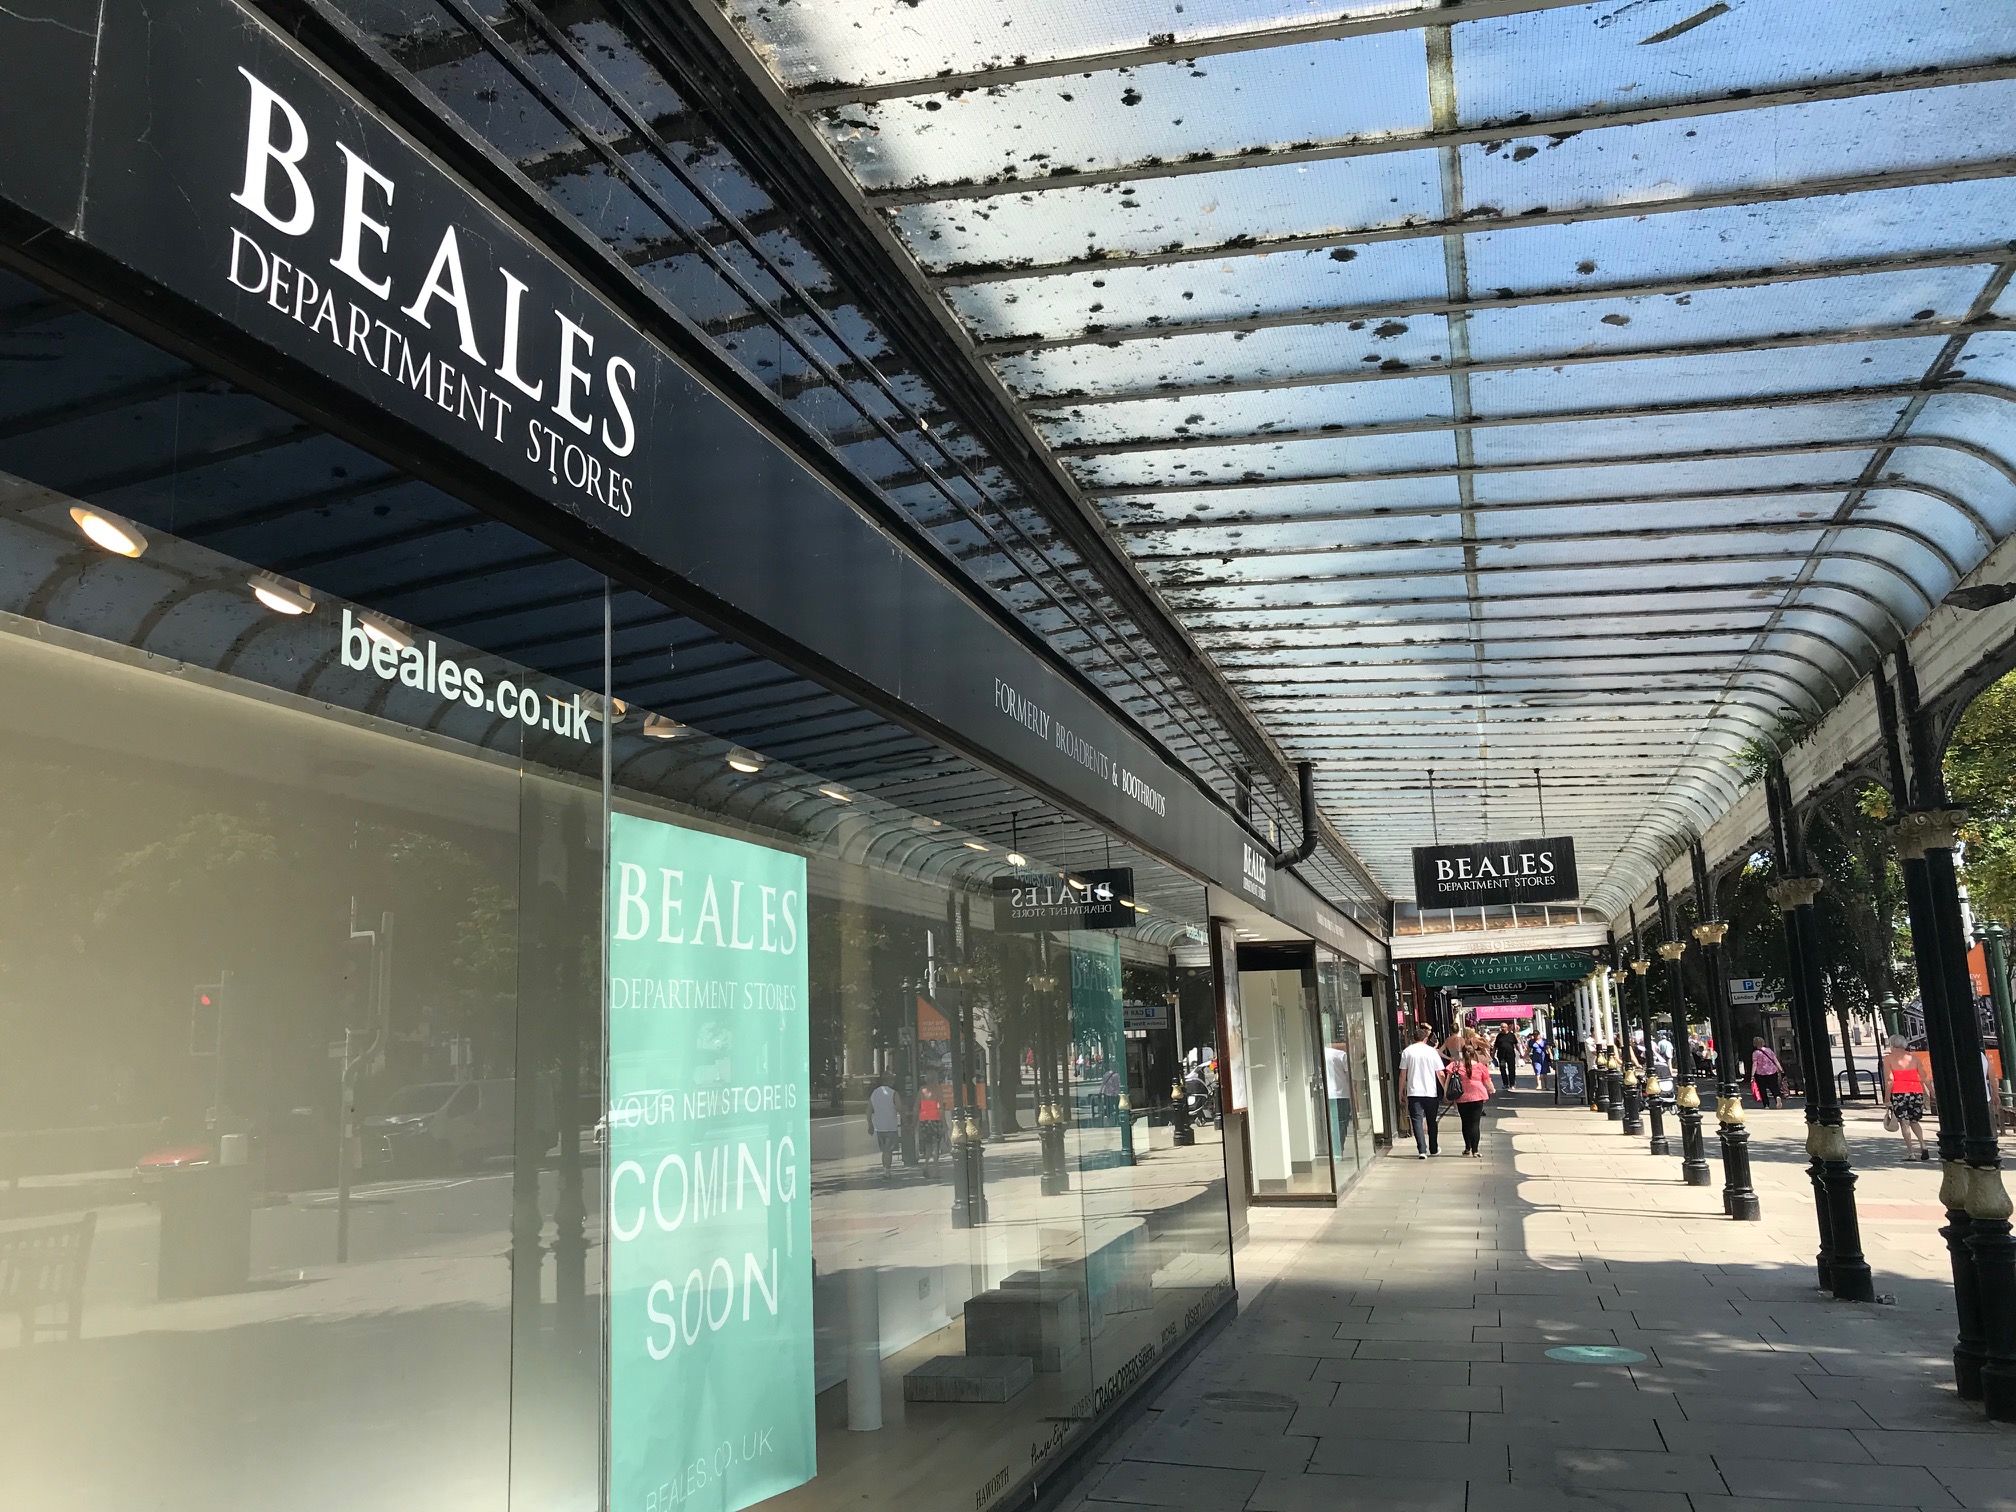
1629;958;1650;976
1692;920;1729;945
1890;807;1969;858
1968;1165;2015;1223
1767;876;1824;911
1656;941;1687;962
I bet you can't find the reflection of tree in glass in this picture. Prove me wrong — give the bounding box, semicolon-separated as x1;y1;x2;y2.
0;749;517;1154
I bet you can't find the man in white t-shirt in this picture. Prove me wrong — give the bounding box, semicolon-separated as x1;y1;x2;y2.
1400;1023;1447;1158
868;1082;902;1177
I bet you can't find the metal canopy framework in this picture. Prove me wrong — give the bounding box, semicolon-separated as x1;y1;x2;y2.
700;0;2016;916
296;0;1388;919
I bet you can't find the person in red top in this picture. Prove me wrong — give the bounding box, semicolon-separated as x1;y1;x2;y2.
916;1089;945;1168
1882;1034;1928;1160
1449;1047;1496;1158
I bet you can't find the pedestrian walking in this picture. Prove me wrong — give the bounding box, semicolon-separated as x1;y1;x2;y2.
868;1079;903;1177
1401;1023;1446;1158
1493;1027;1519;1090
1749;1037;1784;1108
1882;1034;1929;1160
1528;1034;1550;1085
1450;1046;1495;1157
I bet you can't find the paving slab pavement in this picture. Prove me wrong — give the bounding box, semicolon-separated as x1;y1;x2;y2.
1060;1089;2016;1511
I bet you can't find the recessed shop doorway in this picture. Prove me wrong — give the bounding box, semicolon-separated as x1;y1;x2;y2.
1235;944;1336;1202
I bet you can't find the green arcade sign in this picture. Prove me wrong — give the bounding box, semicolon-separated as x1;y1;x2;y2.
1416;949;1599;989
606;813;816;1512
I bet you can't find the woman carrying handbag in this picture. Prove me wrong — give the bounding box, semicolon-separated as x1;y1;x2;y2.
1448;1046;1496;1158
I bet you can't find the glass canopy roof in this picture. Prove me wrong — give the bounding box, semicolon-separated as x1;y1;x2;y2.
706;0;2016;915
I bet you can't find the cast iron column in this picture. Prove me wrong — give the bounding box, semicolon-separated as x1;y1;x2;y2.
1605;966;1626;1118
1916;805;2016;1419
1776;874;1837;1289
1767;761;1874;1302
1896;806;2015;1406
1881;655;2003;1403
1031;939;1069;1196
1766;767;1836;1291
1634;956;1668;1154
1983;921;2016;1118
1590;978;1613;1115
1895;808;1986;1395
1618;959;1645;1136
1607;975;1627;1123
1659;875;1713;1187
1693;841;1761;1220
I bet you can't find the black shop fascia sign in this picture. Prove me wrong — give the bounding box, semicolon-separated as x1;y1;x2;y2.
1412;837;1578;908
0;0;1368;930
211;72;647;519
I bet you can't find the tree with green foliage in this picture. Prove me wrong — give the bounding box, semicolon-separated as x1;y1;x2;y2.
1947;667;2016;927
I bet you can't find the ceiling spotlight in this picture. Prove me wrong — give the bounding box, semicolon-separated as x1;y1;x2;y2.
582;693;629;723
359;615;414;651
911;816;943;832
69;506;147;558
1067;876;1087;891
641;713;684;739
1006;851;1028;867
726;747;766;774
963;840;989;852
249;574;315;615
818;784;853;803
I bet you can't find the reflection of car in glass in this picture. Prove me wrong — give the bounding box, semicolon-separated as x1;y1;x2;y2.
135;1140;213;1197
365;1080;513;1172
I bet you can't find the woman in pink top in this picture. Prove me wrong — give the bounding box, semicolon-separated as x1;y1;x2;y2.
1450;1047;1496;1158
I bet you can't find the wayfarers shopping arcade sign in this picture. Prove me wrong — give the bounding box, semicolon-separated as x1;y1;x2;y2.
1417;949;1599;989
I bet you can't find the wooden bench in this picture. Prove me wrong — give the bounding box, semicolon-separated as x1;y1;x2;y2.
0;1211;96;1343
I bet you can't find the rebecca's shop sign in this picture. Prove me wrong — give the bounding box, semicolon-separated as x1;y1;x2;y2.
1412;836;1578;907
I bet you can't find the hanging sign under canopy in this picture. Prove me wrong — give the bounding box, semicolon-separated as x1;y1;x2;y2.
1412;837;1578;907
991;868;1135;931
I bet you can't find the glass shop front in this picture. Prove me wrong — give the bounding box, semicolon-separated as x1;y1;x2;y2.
0;264;1237;1512
1230;943;1385;1204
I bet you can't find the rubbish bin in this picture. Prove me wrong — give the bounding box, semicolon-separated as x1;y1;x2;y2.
157;1162;253;1298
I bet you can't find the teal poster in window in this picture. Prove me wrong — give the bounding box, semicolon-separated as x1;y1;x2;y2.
607;812;815;1512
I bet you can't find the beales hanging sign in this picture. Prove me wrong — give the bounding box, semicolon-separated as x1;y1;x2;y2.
991;868;1135;932
1412;836;1578;907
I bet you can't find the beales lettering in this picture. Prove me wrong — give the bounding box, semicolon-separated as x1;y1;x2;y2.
1435;851;1555;883
339;608;593;744
1412;836;1579;907
225;71;641;515
1241;842;1269;902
